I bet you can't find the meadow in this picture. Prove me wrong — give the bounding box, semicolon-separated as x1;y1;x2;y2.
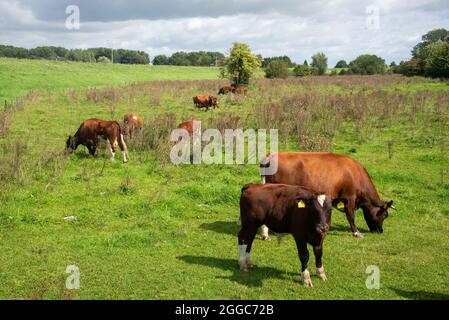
0;58;448;299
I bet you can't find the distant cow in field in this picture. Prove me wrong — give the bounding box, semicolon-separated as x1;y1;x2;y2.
193;95;218;110
260;152;395;238
177;119;200;136
123;112;142;137
218;86;235;95
65;118;129;162
233;86;248;94
238;183;331;287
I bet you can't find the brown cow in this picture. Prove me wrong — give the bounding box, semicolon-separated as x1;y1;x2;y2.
233;86;248;94
123;112;142;137
218;86;235;95
238;183;331;287
65;118;129;162
177;120;200;136
260;152;395;238
193;95;218;111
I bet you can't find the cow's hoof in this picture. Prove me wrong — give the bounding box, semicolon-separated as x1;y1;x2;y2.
240;266;249;272
302;278;313;287
316;267;327;281
301;270;313;287
353;231;364;238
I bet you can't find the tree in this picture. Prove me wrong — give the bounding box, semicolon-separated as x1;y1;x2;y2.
349;54;386;75
311;52;328;75
335;60;348;68
220;42;261;86
262;56;295;68
398;59;424;76
412;28;449;60
153;54;169;65
265;60;289;79
424;42;449;78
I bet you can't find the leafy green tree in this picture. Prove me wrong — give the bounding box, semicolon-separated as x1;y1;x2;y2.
153;54;169;65
335;60;348;68
424;42;449;78
262;56;295;68
349;54;386;75
412;28;449;60
220;42;261;86
398;59;424;76
265;60;289;78
311;52;328;75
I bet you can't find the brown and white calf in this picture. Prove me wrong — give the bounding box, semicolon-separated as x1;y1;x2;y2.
66;118;128;162
238;183;331;287
123;112;142;137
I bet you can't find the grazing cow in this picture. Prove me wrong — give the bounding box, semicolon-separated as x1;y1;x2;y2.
233;86;248;94
193;95;218;110
238;183;331;287
177;120;200;136
123;112;142;137
260;152;395;238
218;86;235;95
65;118;129;162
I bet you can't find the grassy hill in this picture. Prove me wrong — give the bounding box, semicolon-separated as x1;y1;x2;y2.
0;58;221;103
0;59;448;299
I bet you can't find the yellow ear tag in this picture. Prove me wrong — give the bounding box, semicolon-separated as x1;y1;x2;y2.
298;200;305;208
337;202;345;210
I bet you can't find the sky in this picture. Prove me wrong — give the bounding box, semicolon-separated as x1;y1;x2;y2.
0;0;448;65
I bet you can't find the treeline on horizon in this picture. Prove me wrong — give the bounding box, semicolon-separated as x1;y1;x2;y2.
1;28;447;78
0;45;150;64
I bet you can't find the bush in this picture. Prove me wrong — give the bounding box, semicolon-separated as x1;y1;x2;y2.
311;52;328;75
293;65;318;77
265;60;289;79
398;59;424;76
97;56;111;63
335;60;348;68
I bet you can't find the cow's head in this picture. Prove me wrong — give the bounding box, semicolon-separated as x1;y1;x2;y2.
65;135;77;153
297;194;331;235
211;96;218;106
363;200;395;233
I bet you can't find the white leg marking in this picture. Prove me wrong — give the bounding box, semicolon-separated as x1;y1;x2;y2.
261;225;271;241
261;175;266;184
316;266;327;281
107;140;115;160
238;244;248;271
302;269;313;287
353;231;364;238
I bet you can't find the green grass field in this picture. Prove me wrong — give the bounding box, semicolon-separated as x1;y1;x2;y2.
0;58;448;300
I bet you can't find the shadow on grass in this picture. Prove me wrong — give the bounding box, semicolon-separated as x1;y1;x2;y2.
389;287;449;300
328;223;369;235
200;220;239;236
178;255;297;288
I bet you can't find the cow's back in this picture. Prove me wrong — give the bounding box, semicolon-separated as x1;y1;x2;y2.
265;152;373;199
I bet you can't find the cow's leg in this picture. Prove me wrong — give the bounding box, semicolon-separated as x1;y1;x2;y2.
294;236;312;287
238;225;257;272
107;139;116;160
87;144;96;156
313;241;327;281
118;133;128;163
345;200;363;238
260;225;271;241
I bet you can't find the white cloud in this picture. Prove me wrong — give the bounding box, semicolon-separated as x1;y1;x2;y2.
0;0;448;65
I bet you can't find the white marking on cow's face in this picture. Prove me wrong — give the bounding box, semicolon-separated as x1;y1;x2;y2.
302;269;313;287
132;116;138;120
238;244;248;271
317;194;326;207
